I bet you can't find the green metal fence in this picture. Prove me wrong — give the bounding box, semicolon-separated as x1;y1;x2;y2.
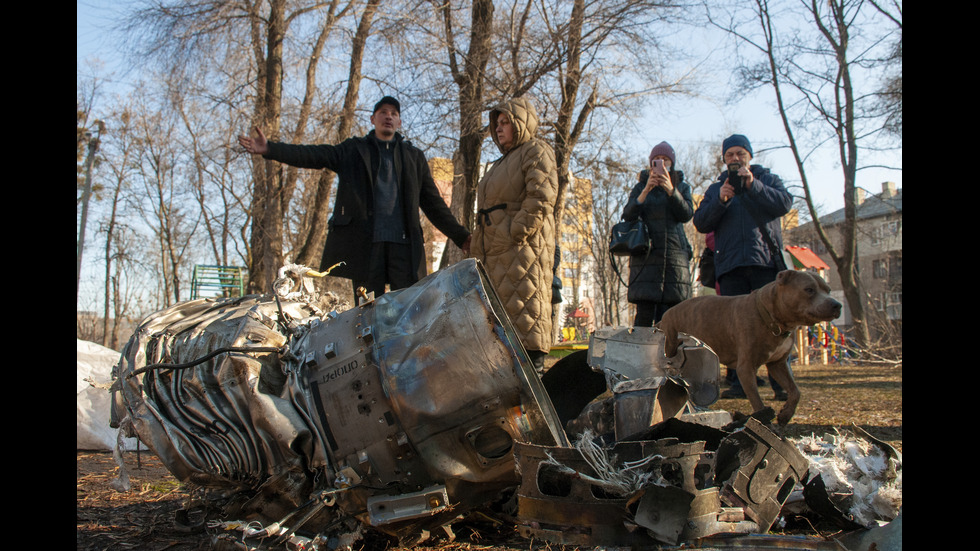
190;265;247;300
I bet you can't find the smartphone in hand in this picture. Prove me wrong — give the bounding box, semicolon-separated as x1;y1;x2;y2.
727;162;744;194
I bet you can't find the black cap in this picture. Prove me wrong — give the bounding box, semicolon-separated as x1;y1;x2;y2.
373;96;401;114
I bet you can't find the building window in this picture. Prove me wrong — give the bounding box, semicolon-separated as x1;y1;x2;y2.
874;292;887;311
873;259;888;279
870;220;901;246
886;291;902;320
889;255;902;280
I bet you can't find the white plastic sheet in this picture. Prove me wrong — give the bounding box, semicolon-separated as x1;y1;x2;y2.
77;339;138;451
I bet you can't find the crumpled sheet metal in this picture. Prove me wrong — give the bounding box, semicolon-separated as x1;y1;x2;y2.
555;326;726;442
588;325;722;407
112;259;567;540
111;295;316;487
564;377;695;441
515;438;684;547
515;417;811;547
515;430;731;547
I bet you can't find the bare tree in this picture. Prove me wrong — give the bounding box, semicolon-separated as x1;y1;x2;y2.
161;59;259;273
78;68;164;342
425;0;495;269
98;221;148;350
78;84;105;305
578;154;635;326
97;107;136;348
870;0;902;138
542;0;684;227
418;0;690;271
120;0;360;294
129;89;202;306
707;0;901;349
294;0;382;269
246;0;361;293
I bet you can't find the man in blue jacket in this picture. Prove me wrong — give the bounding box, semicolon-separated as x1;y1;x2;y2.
239;96;471;298
693;134;793;398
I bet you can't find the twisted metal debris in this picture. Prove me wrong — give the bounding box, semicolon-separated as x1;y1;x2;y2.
111;259;565;548
108;259;900;550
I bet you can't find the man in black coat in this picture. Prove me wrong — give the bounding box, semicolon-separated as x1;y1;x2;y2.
239;96;471;297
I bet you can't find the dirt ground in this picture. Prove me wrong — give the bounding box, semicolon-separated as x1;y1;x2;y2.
76;361;901;551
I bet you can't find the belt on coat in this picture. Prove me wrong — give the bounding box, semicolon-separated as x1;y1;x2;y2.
477;203;507;226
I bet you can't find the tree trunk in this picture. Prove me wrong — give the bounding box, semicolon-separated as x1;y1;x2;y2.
295;0;379;270
247;0;287;294
102;178;121;348
723;0;875;350
440;0;494;269
552;0;585;228
77;129;101;305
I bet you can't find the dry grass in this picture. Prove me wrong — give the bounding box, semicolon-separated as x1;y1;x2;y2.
709;362;902;452
77;451;210;551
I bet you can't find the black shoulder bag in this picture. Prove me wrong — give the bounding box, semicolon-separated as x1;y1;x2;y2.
609;217;651;286
609;217;650;256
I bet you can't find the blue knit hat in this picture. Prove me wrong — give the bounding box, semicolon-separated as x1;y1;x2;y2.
648;141;676;166
722;134;753;157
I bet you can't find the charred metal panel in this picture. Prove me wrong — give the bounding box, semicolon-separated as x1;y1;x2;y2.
634;484;695;545
715;417;810;532
560;327;723;442
514;434;726;546
678;487;760;540
612;377;690;440
516;416;811;546
514;440;659;547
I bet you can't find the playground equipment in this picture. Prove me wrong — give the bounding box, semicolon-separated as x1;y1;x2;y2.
793;322;851;365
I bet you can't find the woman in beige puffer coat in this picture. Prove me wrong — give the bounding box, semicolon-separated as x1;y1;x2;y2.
470;98;558;373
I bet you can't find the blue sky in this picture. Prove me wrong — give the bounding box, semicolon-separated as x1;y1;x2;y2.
77;0;901;218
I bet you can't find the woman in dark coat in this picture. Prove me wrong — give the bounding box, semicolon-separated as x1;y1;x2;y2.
620;141;695;326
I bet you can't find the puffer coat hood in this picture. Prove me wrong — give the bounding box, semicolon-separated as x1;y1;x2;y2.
471;98;558;353
489;98;539;154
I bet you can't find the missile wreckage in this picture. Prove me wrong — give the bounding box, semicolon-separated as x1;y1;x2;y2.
110;259;901;550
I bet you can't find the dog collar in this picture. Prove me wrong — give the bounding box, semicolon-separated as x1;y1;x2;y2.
754;291;791;338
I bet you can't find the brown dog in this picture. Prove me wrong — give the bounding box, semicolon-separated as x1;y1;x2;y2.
658;270;842;425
